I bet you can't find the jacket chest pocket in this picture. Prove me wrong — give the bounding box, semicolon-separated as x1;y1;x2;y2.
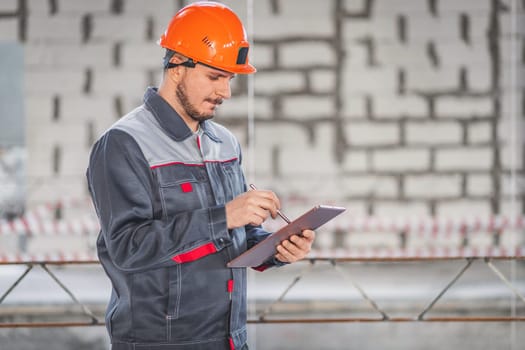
155;164;211;216
218;160;244;202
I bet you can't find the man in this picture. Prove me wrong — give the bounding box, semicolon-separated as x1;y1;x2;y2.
86;2;315;350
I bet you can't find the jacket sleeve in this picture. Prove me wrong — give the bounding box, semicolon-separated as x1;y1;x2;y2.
87;129;231;273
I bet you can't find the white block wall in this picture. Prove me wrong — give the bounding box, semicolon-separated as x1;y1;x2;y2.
0;0;523;251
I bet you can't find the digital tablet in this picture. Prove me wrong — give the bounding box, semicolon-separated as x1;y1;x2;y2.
227;205;346;268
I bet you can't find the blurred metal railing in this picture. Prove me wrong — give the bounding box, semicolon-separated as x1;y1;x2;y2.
0;254;524;328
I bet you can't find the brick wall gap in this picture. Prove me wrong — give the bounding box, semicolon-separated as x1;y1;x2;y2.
460;13;471;45
110;0;124;14
81;14;93;43
83;68;93;94
18;0;27;42
52;145;61;175
426;41;440;68
114;96;123;119
52;95;60;122
113;42;122;67
49;0;58;15
397;15;407;44
428;0;438;17
146;16;155;40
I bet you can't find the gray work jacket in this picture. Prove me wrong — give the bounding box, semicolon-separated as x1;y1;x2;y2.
87;87;276;350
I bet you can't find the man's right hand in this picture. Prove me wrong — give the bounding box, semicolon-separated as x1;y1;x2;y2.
225;189;281;229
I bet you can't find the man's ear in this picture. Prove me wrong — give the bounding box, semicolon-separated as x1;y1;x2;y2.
166;53;188;81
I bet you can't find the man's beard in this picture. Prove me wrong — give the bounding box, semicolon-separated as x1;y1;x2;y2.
176;81;223;123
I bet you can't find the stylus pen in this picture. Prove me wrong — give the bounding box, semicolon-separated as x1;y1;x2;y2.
249;184;292;224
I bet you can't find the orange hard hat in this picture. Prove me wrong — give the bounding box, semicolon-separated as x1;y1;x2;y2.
158;1;256;74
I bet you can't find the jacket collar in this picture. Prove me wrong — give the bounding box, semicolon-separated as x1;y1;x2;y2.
143;87;221;143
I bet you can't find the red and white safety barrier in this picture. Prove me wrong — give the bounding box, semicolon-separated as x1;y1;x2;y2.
1;214;525;237
309;246;525;259
0;251;99;264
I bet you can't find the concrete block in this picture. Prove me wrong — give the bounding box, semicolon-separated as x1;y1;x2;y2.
25;96;53;124
405;121;462;145
26;0;50;13
216;96;272;120
375;43;428;66
374;95;428;119
346;121;399;146
281;95;335;119
315;122;340;155
28;123;86;147
500;37;522;65
279;145;339;176
341;150;368;172
467;121;492;144
374;0;429;14
342;18;398;41
467;64;492;91
436;199;491;218
0;18;18;41
121;42;162;68
124;0;178;15
59;0;111;13
90;68;148;97
26;14;83;43
435;147;493;171
25;42;113;67
27;176;88;205
405;66;459;91
438;0;492;12
408;17;464;42
0;0;17;12
25;69;85;95
342;67;398;96
435;96;493;118
254;71;305;95
374;200;430;217
61;95;114;124
342;175;398;198
310;70;335;94
404;174;462;198
467;174;492;196
251;44;274;70
26;147;54;178
279;41;336;68
345;43;369;67
372;148;430;172
254;18;333;39
60;146;91;176
91;15;147;42
344;0;368;13
342;94;367;119
436;42;491;66
278;0;334;17
255;122;309;149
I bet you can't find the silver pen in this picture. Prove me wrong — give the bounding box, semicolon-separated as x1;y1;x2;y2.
249;184;291;224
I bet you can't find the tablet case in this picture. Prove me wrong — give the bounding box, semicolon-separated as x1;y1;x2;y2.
227;205;346;268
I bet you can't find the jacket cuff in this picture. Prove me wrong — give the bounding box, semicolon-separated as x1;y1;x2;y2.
252;257;289;272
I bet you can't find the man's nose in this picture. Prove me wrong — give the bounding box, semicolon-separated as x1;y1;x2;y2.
216;79;232;100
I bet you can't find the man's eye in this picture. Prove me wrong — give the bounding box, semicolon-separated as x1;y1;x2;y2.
209;75;219;81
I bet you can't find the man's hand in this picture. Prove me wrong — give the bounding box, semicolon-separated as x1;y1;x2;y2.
225;190;281;229
275;229;315;263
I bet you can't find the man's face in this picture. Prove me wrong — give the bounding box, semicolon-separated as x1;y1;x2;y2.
175;63;235;123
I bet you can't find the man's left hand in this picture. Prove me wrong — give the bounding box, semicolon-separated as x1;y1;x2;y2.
275;230;315;263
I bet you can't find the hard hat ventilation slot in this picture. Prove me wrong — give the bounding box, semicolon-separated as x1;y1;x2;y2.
202;36;213;48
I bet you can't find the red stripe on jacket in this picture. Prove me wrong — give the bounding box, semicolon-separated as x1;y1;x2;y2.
172;242;217;263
